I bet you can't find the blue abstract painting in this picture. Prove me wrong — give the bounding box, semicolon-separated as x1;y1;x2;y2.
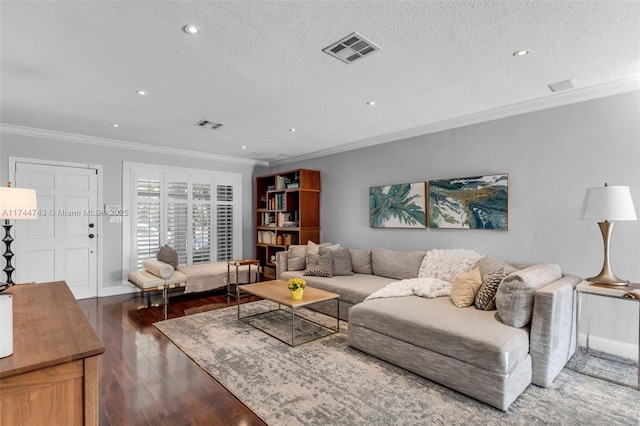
370;182;426;228
428;174;508;229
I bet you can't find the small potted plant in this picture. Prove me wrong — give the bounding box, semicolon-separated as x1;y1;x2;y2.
287;278;306;300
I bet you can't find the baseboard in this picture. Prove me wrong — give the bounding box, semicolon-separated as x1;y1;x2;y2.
577;333;638;362
98;283;138;298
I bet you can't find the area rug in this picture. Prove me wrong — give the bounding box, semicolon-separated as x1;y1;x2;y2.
155;301;639;425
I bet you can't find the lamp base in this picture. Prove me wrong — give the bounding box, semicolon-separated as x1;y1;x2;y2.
586;274;629;286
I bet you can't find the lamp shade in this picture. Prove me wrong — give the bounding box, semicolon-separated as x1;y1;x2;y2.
580;185;637;221
0;187;38;220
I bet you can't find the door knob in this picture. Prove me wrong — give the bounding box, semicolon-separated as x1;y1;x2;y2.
89;234;95;239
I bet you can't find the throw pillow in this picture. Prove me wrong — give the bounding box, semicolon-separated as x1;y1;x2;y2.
307;241;334;255
303;252;333;278
320;246;353;276
474;268;507;311
450;268;483;308
157;244;179;269
496;263;562;328
350;249;373;275
287;245;308;271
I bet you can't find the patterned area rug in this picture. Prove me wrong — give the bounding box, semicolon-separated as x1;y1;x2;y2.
155;301;639;425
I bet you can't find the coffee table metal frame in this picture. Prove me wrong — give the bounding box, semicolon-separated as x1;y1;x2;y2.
237;280;340;347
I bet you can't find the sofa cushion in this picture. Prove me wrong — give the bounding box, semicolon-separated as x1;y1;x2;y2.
287;245;308;271
476;256;517;278
307;241;335;255
304;252;333;277
496;263;562;328
320;246;353;276
371;248;426;280
282;271;395;305
350;296;530;375
475;268;507;311
450;268;482;308
350;249;372;275
157;244;179;268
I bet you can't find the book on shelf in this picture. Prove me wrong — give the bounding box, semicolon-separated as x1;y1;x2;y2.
275;175;291;190
268;193;286;210
276;212;292;227
257;230;276;244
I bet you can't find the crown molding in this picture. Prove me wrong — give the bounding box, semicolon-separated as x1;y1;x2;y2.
271;75;640;167
0;124;269;167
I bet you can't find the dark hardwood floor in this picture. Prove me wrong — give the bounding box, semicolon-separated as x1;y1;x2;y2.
78;289;267;426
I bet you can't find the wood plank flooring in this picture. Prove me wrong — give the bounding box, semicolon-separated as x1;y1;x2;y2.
77;289;267;426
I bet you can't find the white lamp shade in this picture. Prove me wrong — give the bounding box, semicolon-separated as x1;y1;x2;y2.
0;187;38;220
580;185;637;221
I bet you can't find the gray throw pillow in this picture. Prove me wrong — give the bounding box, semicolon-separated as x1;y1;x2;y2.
287;245;308;271
157;244;179;269
303;252;333;278
476;256;517;280
320;246;353;276
474;268;507;311
496;263;562;327
350;249;372;274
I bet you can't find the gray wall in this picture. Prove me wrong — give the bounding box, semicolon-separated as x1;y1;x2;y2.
0;132;259;295
271;90;640;354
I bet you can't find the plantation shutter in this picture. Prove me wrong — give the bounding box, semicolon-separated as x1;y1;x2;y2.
135;178;161;269
166;180;189;265
216;184;234;261
192;182;212;264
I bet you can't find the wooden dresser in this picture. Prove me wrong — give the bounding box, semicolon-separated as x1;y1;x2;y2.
0;281;105;426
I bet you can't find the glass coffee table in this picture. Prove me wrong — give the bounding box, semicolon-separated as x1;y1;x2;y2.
237;279;340;346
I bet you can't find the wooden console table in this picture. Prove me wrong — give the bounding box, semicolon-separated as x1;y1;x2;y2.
0;281;105;426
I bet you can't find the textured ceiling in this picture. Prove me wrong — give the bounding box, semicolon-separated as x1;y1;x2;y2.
1;1;639;164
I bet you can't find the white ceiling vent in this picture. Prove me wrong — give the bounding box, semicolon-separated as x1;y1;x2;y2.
322;32;380;64
547;79;576;93
195;119;224;130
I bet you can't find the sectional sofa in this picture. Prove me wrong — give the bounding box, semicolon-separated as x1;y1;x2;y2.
276;244;581;411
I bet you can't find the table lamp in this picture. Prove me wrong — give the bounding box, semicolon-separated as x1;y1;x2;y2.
580;183;637;285
0;182;38;291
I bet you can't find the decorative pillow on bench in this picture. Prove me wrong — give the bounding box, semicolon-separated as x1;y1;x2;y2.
157;244;179;269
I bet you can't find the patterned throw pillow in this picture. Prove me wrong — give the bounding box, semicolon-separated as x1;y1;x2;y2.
474;268;507;311
320;246;353;276
157;244;179;269
303;252;333;278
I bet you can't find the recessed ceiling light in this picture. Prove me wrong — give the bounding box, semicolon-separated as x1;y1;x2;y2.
289;128;296;132
135;90;148;96
367;101;377;106
513;49;530;57
241;146;247;150
182;24;200;35
110;123;120;128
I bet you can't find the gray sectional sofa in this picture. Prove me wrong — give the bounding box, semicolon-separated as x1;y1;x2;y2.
276;245;581;411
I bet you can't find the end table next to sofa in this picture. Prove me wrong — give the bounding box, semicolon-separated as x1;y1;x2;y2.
576;280;640;389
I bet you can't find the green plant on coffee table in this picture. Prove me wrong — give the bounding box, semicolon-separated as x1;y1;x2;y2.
287;278;306;291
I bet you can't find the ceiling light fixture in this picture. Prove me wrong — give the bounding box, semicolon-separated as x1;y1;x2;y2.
135;90;148;96
110;123;120;128
367;101;377;106
513;49;530;57
182;24;200;35
241;146;247;150
289;128;296;132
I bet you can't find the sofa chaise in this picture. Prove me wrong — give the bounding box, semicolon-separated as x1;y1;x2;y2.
276;244;581;411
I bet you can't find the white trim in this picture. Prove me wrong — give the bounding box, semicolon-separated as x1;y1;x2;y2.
99;283;137;298
0;124;268;167
577;333;638;362
8;157;104;299
271;76;640;167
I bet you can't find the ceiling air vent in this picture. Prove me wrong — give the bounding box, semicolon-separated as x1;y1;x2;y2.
195;119;224;130
547;79;576;93
322;32;380;64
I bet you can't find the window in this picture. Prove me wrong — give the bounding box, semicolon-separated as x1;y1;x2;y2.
124;163;242;272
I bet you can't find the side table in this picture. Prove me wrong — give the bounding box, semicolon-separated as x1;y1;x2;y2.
575;280;639;389
227;259;260;299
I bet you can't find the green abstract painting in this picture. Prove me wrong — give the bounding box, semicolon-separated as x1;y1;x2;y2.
370;182;426;228
428;174;508;229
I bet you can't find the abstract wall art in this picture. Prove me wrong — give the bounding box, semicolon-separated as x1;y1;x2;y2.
428;174;508;229
370;182;426;228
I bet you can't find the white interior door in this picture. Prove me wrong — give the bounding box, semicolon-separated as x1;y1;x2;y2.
13;162;99;299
